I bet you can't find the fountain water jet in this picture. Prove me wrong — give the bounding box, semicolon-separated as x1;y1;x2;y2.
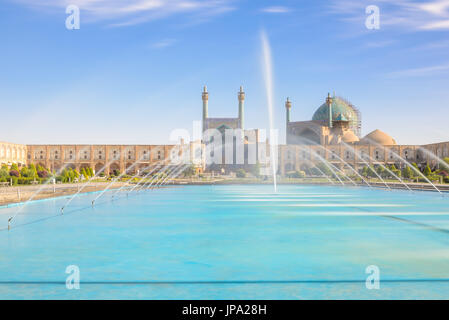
61;159;119;213
7;163;72;229
339;141;390;190
296;138;371;187
365;138;442;195
341;141;413;192
261;30;277;193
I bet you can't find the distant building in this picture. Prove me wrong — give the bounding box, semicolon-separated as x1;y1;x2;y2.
279;92;448;175
0;141;27;167
202;86;266;173
1;88;449;178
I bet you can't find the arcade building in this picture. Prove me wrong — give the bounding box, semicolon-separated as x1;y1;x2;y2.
1;87;449;177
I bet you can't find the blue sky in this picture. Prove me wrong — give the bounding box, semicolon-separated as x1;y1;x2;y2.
1;0;449;145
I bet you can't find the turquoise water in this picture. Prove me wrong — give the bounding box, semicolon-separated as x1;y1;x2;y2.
1;184;449;299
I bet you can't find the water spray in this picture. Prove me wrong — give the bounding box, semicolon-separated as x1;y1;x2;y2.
261;30;277;193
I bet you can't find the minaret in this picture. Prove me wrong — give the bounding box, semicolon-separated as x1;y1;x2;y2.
202;85;208;133
238;86;245;129
326;92;333;128
285;97;292;138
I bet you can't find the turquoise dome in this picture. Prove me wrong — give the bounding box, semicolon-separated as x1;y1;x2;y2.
312;96;360;135
312;97;357;123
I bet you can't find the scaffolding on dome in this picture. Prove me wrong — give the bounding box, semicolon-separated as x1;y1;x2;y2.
338;96;362;138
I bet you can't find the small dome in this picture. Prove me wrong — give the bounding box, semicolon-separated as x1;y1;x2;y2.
361;129;396;145
342;130;359;143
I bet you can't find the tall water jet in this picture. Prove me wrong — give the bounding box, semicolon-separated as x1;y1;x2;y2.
261;30;277;193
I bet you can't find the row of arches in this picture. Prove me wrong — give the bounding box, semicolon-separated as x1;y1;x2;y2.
284;147;419;162
0;144;27;163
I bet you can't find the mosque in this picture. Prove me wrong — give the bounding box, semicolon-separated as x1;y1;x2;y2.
1;87;448;178
279;92;446;175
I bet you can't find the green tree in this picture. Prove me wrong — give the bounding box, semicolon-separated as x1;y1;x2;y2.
376;166;385;177
182;164;196;177
10;163;19;172
20;167;30;177
361;166;369;177
402;166;413;179
28;164;38;179
0;168;9;180
81;168;87;179
288;170;305;178
236;169;246;178
316;162;332;177
423;164;432;176
251;162;261;178
367;166;377;178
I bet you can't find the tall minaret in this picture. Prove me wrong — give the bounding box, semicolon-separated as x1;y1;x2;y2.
238;86;245;129
326;92;333;128
285;97;292;138
202;85;208;133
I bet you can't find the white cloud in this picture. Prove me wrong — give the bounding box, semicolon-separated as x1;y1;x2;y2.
418;0;449;16
11;0;236;26
420;19;449;29
386;63;449;78
260;6;290;13
151;38;176;48
328;0;449;31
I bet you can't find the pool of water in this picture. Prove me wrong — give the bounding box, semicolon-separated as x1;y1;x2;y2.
1;184;449;299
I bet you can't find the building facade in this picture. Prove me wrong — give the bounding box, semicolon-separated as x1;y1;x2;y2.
202;86;267;173
25;144;184;175
2;88;449;177
278;92;446;175
0;142;27;167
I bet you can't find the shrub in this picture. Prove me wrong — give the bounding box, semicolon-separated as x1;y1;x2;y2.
11;176;18;185
20;167;30;177
402;166;414;179
37;170;48;178
236;169;246;178
438;170;448;177
28;164;38;178
287;170;305;178
183;164;196;177
18;177;34;185
9;170;19;177
0;168;8;179
423;164;432;176
251;162;261;178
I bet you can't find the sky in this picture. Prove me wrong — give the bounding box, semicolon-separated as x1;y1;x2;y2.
1;0;449;145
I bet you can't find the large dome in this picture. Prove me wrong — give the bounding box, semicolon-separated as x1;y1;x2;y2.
312;96;360;136
360;129;396;145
